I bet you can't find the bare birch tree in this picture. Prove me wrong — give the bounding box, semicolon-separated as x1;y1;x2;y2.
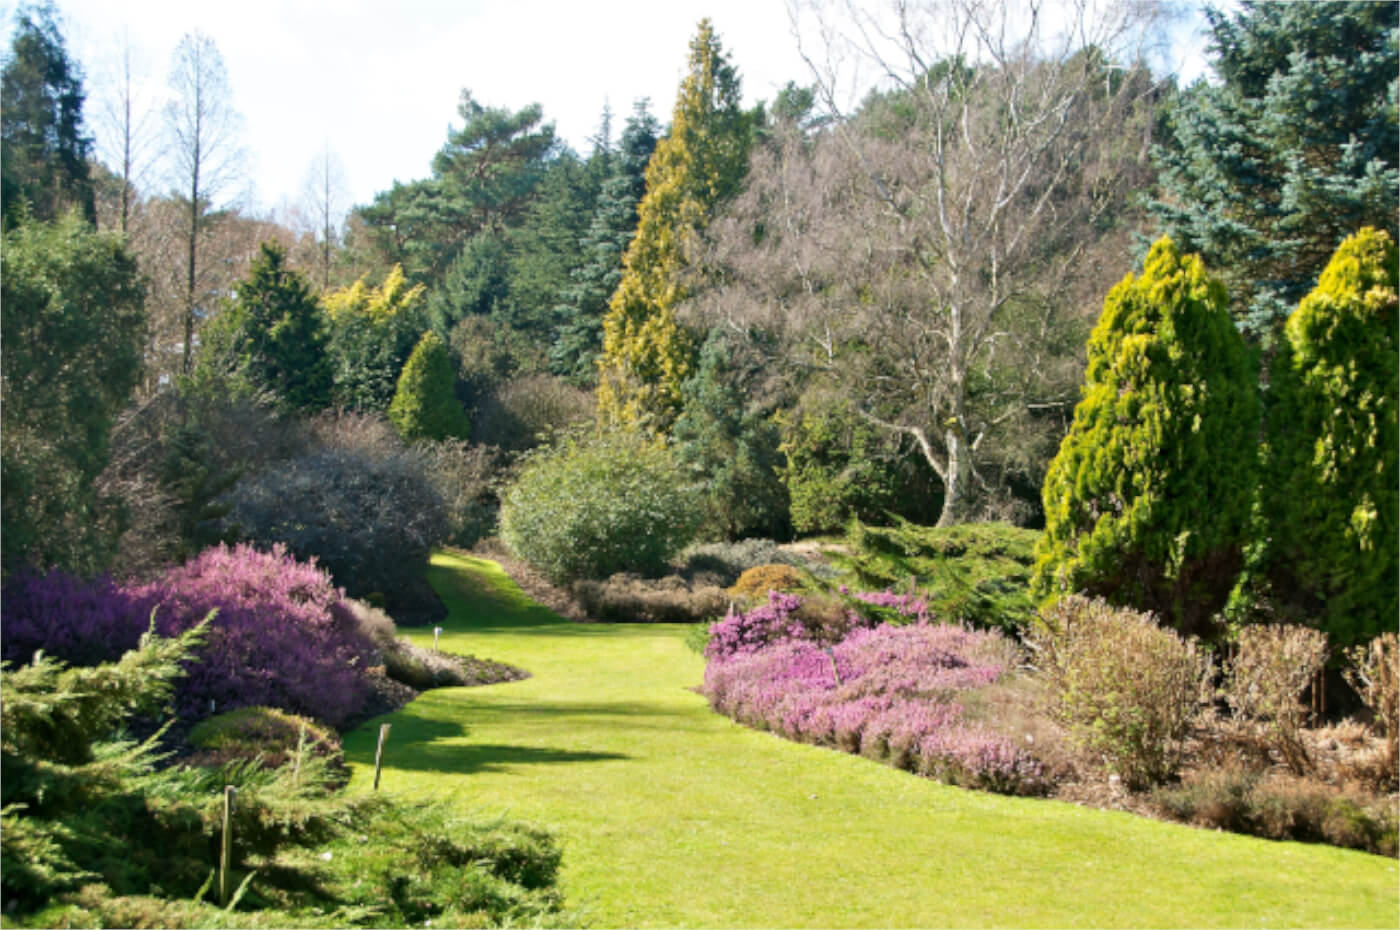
300;144;349;289
694;0;1165;525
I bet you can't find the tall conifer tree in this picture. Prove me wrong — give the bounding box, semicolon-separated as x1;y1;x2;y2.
595;20;752;432
1257;228;1398;645
1149;1;1398;341
552;100;660;384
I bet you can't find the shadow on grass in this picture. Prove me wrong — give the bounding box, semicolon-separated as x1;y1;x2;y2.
371;741;631;776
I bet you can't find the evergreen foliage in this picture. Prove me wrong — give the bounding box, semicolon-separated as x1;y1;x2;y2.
1150;0;1398;340
1257;227;1398;645
198;241;331;411
1;214;146;576
500;430;703;584
388;331;471;442
425;232;511;335
596;20;753;432
323;265;429;411
552;100;660;384
357;91;556;286
672;332;789;540
1033;238;1258;637
0;2;95;228
780;399;909;536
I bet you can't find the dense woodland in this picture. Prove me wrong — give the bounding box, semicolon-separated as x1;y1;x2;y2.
1;0;1397;925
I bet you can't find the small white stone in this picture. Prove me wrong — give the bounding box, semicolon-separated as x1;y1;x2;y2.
319;851;333;861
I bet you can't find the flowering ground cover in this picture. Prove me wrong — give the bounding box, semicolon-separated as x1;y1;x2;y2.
340;550;1399;928
704;604;1045;793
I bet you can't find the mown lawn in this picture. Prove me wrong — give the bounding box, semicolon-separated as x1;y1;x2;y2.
342;550;1399;928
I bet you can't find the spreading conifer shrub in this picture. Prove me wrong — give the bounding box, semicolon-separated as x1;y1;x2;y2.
499;429;703;583
187;705;343;771
1256;227;1398;645
1033;238;1258;637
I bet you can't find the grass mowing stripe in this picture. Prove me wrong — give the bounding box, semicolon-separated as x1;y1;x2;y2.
342;550;1400;928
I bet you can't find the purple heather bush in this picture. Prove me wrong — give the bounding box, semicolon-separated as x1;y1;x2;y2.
1;569;160;667
703;593;1042;794
136;543;376;726
2;544;378;729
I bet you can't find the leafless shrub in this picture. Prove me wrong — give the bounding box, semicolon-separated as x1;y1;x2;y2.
570;573;731;624
1225;624;1329;776
1343;632;1399;787
1030;595;1212;788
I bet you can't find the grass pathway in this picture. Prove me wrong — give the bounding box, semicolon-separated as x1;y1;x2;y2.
343;551;1398;928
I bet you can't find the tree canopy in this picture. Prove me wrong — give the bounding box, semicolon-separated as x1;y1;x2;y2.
1150;0;1398;341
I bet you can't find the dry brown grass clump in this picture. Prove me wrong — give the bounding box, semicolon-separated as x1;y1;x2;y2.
572;573;730;623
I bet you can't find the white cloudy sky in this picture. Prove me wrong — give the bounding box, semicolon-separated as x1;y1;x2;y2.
4;0;1215;221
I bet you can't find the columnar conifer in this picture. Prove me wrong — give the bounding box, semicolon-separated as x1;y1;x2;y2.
1258;227;1398;645
595;19;751;432
1033;238;1258;636
388;330;471;442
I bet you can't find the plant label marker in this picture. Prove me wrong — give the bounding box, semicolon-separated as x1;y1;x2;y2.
372;723;391;790
434;626;442;651
293;722;307;785
824;646;842;685
219;785;237;906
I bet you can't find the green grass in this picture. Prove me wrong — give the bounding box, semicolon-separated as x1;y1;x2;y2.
342;550;1399;928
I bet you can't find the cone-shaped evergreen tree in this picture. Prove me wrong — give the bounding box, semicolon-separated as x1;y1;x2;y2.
388;330;471;442
1257;227;1398;645
1032;238;1259;637
552;100;660;384
206;240;330;411
596;19;752;432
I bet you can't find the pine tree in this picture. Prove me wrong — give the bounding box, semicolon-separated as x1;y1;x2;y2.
595;20;753;432
0;2;95;229
1149;1;1398;341
1032;238;1259;637
1257;228;1398;645
552;100;660;384
388;330;471;442
221;241;331;411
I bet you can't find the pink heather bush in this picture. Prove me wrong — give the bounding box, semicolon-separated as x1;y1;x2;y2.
137;543;376;727
2;545;378;729
703;606;1044;795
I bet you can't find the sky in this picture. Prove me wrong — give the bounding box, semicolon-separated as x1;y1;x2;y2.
4;0;1216;225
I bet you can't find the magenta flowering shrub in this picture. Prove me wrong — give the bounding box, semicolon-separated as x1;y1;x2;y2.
1;546;377;728
703;618;1044;794
704;592;808;662
136;543;376;727
1;570;160;667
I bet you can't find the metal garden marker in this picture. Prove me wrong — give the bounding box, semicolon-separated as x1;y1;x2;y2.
824;646;842;686
372;723;391;790
433;626;442;651
292;722;307;785
219;786;237;906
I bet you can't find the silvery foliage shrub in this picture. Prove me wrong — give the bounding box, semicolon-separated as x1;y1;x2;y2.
500;430;703;584
222;444;449;603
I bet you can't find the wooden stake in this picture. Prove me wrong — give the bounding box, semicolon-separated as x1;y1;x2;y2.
219;786;237;906
433;626;442;651
824;647;842;686
372;723;391;791
292;722;306;786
